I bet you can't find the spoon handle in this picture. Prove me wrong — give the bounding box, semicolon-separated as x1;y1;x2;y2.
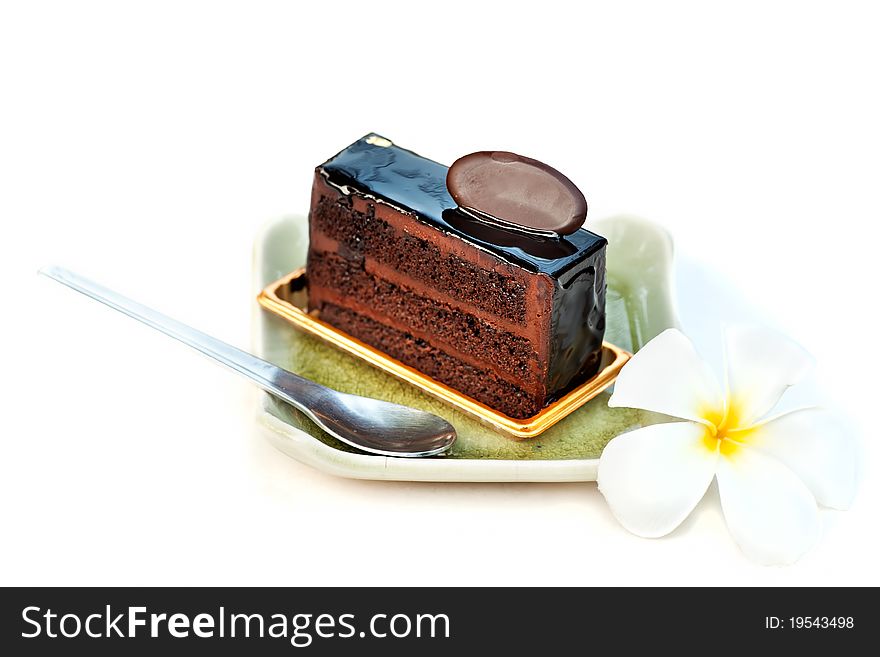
38;266;319;410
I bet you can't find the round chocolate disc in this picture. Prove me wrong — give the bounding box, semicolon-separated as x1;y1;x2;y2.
446;151;587;235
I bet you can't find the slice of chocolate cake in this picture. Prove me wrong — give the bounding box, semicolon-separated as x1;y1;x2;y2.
306;134;606;419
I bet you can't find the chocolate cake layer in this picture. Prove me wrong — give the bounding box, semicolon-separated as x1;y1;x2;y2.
306;135;607;419
320;304;543;419
308;251;542;386
311;194;528;325
309;228;534;339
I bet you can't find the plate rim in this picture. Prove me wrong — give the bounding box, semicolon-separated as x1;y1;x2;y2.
256;394;601;482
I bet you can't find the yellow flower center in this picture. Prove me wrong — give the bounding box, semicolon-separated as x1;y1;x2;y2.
701;398;750;457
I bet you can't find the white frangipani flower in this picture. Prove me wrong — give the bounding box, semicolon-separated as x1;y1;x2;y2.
598;326;856;565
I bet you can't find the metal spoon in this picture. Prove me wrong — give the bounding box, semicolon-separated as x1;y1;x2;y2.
39;266;457;457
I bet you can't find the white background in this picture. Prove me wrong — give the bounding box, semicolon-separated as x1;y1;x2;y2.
2;0;878;586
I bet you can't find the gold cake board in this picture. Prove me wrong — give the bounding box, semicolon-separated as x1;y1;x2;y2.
258;268;630;439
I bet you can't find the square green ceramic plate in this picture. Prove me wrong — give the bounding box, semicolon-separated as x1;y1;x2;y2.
253;214;678;481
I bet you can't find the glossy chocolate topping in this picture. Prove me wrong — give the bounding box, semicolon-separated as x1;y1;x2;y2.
447;151;588;235
319;134;605;281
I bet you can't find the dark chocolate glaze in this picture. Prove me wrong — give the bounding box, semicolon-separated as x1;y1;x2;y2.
441;208;579;260
547;251;606;393
318;134;607;397
319;134;606;280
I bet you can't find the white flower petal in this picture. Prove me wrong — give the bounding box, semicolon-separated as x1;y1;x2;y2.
724;325;813;426
609;328;723;426
598;421;718;538
734;408;857;510
716;447;820;565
